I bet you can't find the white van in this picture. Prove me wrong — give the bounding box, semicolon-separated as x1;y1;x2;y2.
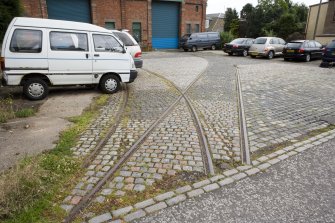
0;17;137;100
111;30;143;68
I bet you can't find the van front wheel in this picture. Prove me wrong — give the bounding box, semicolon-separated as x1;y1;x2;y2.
100;74;120;94
23;78;48;100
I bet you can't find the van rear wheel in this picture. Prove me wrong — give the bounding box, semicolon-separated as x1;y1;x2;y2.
100;74;120;94
23;78;48;100
211;44;216;50
192;45;197;52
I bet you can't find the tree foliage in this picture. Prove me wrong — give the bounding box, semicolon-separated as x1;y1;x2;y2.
224;8;239;32
0;0;22;42
238;0;308;40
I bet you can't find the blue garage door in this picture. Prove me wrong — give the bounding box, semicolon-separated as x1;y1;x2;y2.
47;0;91;23
152;1;180;49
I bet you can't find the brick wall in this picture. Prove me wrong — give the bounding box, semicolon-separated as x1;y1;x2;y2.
181;0;206;36
22;0;47;18
20;0;207;49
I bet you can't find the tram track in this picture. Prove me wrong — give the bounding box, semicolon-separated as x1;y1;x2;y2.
64;64;213;222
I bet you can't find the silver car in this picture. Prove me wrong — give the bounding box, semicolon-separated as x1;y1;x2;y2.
249;37;286;59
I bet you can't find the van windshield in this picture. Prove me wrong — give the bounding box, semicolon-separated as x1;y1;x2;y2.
255;38;267;44
182;34;191;40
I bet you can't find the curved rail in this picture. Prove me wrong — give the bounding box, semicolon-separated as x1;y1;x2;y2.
64;64;212;222
82;85;129;168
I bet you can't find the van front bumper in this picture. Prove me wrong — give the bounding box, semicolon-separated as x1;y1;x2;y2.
128;70;138;83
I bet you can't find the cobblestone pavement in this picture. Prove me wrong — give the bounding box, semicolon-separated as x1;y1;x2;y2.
61;70;180;211
59;51;335;221
135;137;335;223
143;56;208;90
71;91;124;157
94;98;205;200
238;63;335;153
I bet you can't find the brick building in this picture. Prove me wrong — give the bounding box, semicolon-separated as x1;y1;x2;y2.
21;0;207;49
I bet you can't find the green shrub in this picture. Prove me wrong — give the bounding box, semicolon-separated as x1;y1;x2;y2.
220;31;235;48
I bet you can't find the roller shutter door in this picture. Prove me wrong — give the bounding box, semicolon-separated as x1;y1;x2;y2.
152;1;180;49
46;0;91;23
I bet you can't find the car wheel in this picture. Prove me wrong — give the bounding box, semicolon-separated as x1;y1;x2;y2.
305;54;311;62
23;78;48;100
211;44;216;50
267;51;274;59
242;49;248;57
100;74;120;94
191;45;197;52
228;52;233;56
183;48;188;52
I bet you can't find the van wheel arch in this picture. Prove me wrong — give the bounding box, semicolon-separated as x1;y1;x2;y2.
20;73;51;86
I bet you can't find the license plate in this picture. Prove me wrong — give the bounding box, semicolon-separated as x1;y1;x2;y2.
251;52;258;56
287;50;294;53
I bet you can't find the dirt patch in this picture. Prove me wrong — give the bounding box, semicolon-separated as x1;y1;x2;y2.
0;86;99;172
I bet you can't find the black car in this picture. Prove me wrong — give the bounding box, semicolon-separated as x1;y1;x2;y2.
283;40;323;62
322;40;335;63
179;32;221;52
223;38;255;57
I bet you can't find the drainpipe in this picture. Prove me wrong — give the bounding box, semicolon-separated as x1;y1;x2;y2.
313;0;322;40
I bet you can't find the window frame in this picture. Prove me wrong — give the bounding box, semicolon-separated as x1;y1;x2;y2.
10;29;43;53
92;34;123;53
194;24;200;33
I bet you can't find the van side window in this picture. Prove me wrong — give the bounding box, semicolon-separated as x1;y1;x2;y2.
208;33;218;40
50;32;88;51
10;29;42;53
93;34;123;53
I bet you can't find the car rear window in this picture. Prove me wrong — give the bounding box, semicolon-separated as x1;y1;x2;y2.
327;41;335;48
231;38;245;44
287;42;302;48
255;38;267;44
112;32;134;46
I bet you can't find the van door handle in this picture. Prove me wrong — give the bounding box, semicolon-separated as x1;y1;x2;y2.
86;53;89;59
94;54;100;57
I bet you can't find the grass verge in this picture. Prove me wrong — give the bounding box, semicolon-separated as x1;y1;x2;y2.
0;94;111;223
0;97;37;123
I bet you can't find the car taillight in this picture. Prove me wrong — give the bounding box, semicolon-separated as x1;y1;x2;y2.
134;52;142;58
298;48;304;53
0;57;4;71
233;44;238;48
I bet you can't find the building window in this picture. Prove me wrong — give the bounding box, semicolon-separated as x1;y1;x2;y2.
132;22;141;43
333;11;335;22
105;22;115;30
186;24;191;34
194;24;200;33
195;5;199;12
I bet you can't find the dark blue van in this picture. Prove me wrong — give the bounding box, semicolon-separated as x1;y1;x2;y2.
179;32;221;52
